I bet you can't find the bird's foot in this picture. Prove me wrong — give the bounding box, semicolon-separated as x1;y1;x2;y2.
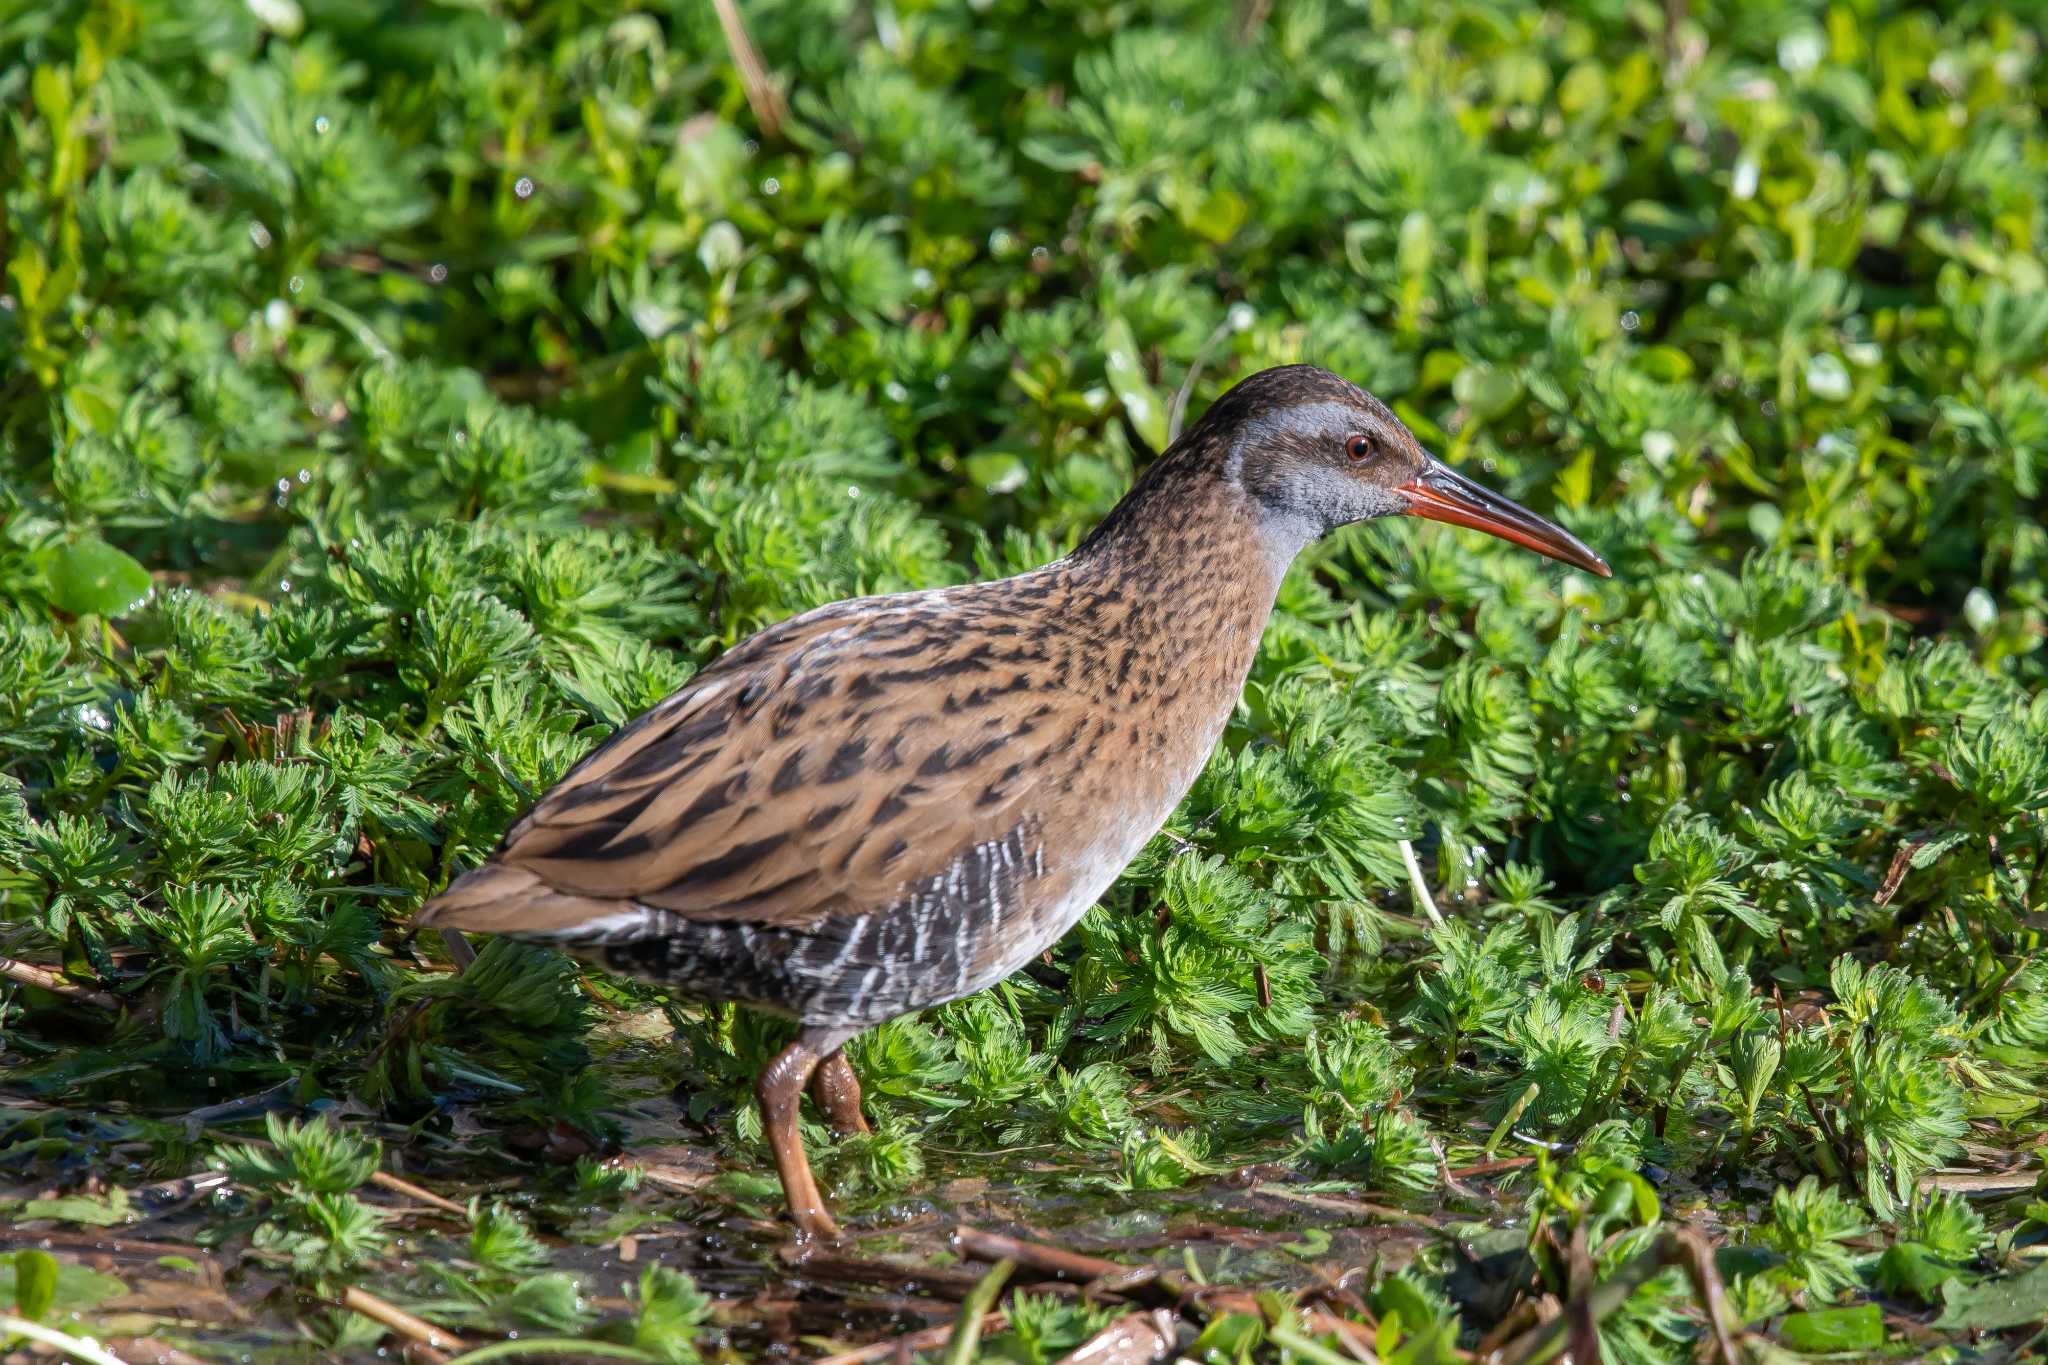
811;1051;870;1136
776;1207;847;1260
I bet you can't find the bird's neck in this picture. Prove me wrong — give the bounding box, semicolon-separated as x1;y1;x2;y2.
1059;452;1298;704
1070;437;1311;605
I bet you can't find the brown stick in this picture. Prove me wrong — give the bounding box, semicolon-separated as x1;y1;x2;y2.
1669;1226;1744;1365
953;1225;1126;1282
438;927;476;971
813;1312;1009;1365
1448;1156;1536;1179
338;1285;467;1354
0;1226;215;1260
708;0;788;138
0;954;119;1009
1235;0;1276;42
1875;832;1937;906
1252;1183;1445;1229
368;1169;469;1217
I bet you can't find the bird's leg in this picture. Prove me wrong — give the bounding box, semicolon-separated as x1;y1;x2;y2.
756;1037;839;1242
810;1049;870;1135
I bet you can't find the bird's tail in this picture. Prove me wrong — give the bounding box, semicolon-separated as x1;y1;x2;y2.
417;863;646;941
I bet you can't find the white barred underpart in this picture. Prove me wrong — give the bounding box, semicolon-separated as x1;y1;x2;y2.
563;744;1200;1029
537;906;661;942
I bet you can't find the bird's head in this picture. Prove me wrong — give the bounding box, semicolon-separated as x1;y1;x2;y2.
1206;364;1611;577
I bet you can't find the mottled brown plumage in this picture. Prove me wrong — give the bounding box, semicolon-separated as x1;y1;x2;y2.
417;364;1609;1241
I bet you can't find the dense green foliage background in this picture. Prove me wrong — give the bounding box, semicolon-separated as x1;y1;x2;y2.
4;0;2048;1359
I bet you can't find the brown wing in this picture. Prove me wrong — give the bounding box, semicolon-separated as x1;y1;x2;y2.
417;587;1078;940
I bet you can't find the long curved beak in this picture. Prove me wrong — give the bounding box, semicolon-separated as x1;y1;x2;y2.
1396;457;1611;577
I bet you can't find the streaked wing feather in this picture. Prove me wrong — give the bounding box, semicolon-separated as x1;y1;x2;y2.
420;593;1066;936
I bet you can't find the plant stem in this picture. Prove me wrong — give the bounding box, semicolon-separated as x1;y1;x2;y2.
941;1258;1015;1365
1399;839;1445;929
0;1318;130;1365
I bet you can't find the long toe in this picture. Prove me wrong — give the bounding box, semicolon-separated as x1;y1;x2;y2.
811;1051;871;1136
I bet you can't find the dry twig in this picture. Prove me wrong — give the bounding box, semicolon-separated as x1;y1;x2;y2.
339;1284;468;1354
0;954;119;1009
952;1225;1128;1282
369;1168;469;1216
709;0;788;138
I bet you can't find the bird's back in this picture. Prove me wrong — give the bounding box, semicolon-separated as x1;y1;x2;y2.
417;532;1276;1024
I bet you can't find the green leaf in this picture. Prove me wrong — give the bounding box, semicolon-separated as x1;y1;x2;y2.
1101;316;1168;454
1935;1259;2048;1331
15;1189;131;1227
12;1250;58;1321
1777;1304;1884;1351
1451;363;1521;421
1875;1244;1960;1302
38;539;153;617
965;449;1030;495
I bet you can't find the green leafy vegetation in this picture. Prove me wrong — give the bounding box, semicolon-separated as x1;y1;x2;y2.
3;0;2046;1359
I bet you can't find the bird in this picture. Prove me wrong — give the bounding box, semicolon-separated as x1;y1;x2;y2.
416;363;1610;1242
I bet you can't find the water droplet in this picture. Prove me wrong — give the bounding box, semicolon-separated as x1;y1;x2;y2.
1804;353;1850;400
297;468;312;483
313;115;331;135
1963;586;1998;634
1031;245;1050;261
1731;156;1760;201
1228;302;1255;331
277;478;292;494
453;429;468;445
761;176;780;195
428;262;448;283
0;294;14;311
1620;310;1640;331
988;228;1015;254
1777;27;1824;74
264;299;290;330
514;175;535;199
743;138;759;154
935;373;951;391
884;380;909;402
287;275;303;294
279;578;292;593
910;267;933;291
847;484;863;498
249;221;273;248
1759;399;1777;417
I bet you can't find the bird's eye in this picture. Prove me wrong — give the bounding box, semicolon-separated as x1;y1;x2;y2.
1345;433;1376;463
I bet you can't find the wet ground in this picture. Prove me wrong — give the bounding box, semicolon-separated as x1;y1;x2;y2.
1;1110;1468;1363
